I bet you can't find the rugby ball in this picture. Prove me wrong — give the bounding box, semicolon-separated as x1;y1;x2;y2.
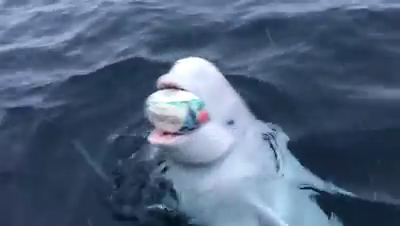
145;89;209;133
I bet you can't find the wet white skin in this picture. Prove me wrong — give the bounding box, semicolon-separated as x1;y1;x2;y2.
147;57;351;226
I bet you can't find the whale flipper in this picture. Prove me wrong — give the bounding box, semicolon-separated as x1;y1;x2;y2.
303;186;400;226
289;128;400;204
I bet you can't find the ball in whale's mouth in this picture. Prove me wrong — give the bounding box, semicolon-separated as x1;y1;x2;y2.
146;83;209;145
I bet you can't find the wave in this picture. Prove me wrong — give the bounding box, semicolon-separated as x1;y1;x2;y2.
1;1;400;225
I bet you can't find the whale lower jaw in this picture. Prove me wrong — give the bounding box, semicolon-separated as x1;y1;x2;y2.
150;121;235;165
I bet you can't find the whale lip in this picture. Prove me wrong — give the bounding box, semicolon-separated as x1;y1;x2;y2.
148;128;184;144
156;81;186;91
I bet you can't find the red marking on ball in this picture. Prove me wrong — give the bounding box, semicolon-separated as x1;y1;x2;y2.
198;110;209;123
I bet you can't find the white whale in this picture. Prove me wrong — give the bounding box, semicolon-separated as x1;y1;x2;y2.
146;57;351;226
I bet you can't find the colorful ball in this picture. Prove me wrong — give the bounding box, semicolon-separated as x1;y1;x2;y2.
145;89;208;134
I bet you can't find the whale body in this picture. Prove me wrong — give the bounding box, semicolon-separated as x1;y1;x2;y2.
146;57;349;226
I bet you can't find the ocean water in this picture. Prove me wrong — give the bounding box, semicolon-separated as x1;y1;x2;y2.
1;0;400;226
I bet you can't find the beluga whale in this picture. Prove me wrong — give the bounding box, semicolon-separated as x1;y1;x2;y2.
141;57;350;226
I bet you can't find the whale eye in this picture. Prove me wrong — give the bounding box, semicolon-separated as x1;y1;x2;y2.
227;120;234;125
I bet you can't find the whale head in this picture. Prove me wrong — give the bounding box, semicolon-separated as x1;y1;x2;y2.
147;57;257;165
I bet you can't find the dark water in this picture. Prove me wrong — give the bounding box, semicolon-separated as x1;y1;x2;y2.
1;1;400;226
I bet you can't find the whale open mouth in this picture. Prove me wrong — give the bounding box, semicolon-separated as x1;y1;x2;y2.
148;82;200;145
148;129;183;144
